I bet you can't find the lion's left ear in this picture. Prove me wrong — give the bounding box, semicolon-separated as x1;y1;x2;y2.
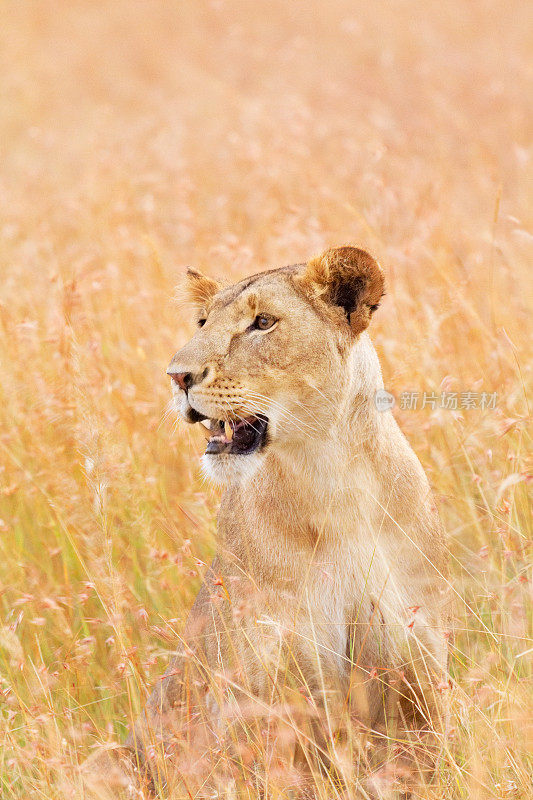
296;246;385;335
185;268;221;309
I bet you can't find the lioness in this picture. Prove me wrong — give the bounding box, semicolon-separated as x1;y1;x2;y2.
124;246;450;796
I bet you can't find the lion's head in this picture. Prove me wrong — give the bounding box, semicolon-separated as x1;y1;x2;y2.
168;246;384;484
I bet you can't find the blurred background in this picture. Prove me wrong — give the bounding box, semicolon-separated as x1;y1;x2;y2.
0;1;531;797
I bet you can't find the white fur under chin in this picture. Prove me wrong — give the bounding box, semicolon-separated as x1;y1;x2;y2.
200;451;264;486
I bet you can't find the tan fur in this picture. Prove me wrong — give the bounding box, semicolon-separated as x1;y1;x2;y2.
184;266;221;311
125;246;450;793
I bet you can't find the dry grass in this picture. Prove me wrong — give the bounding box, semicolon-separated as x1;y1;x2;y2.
0;1;532;797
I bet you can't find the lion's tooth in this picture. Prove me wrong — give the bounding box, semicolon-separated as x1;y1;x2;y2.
199;419;211;430
199;421;212;441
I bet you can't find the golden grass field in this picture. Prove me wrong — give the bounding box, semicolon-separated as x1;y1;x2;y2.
0;1;532;797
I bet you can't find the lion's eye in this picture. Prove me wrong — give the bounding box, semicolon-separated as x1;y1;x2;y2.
253;314;277;331
197;318;207;328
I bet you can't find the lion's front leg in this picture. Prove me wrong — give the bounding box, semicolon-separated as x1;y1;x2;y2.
354;641;449;797
199;592;351;796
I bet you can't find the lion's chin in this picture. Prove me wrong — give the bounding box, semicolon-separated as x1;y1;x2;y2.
200;450;265;486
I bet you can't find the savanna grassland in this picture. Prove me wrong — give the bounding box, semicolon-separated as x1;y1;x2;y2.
0;1;532;798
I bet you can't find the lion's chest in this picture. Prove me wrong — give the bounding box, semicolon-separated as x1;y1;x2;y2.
220;476;411;677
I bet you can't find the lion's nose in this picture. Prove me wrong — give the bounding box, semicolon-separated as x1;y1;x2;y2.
167;365;210;392
169;371;192;392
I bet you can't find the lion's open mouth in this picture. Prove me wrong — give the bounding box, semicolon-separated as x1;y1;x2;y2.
198;415;268;456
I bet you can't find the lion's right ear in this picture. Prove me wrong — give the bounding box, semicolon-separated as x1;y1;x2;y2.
185;268;221;309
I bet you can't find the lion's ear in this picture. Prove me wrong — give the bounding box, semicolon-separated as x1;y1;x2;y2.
185;268;221;309
296;246;384;335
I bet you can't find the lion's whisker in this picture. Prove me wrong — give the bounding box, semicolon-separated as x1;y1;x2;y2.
242;391;319;433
